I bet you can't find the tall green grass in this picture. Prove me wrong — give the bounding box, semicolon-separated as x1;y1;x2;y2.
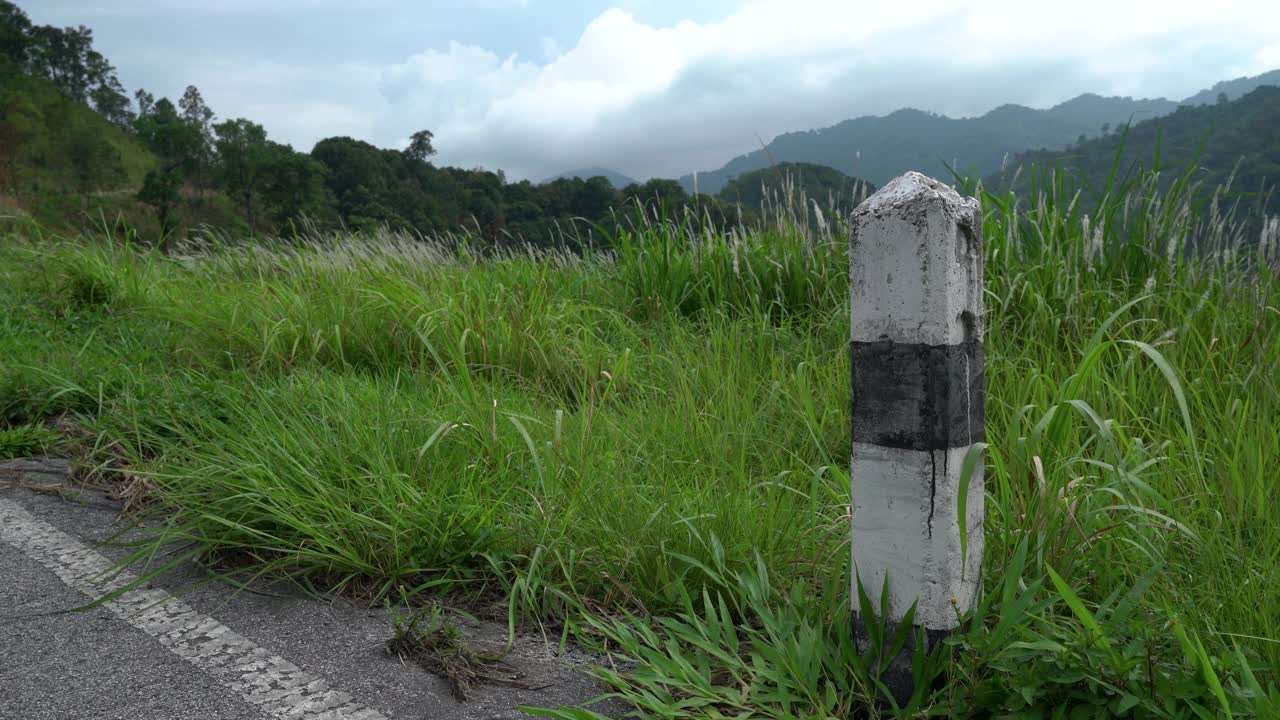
1;158;1276;716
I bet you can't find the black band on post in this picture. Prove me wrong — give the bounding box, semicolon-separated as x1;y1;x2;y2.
851;338;984;451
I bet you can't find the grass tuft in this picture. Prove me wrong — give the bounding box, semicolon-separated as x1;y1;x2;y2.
386;601;535;701
0;422;62;460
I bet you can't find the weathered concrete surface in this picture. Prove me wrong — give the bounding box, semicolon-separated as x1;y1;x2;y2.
849;171;983;347
849;172;985;701
849;443;984;624
0;456;620;720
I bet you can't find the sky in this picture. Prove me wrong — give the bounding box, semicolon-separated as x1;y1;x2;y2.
23;0;1280;182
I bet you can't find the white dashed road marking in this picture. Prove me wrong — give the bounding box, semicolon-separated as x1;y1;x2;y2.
0;498;391;720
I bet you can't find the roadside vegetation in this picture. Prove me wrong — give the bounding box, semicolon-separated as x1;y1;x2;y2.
2;155;1278;717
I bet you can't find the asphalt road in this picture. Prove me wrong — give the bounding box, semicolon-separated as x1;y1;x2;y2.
0;457;617;720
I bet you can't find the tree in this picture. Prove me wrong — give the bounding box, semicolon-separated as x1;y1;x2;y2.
623;178;688;213
27;25;94;102
84;49;130;127
259;143;336;230
134;88;155;119
178;85;216;197
716;162;873;218
0;0;32;67
18;19;130;127
312;136;387;200
312;135;417;228
178;85;215;134
133;97;201;172
574;175;617;220
137;168;182;247
404;129;436;163
131;97;201;237
1217;92;1229;105
214;118;271;232
90;74;132;128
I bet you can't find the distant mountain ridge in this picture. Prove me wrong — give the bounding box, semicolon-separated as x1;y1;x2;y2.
677;69;1280;194
984;84;1280;217
1181;70;1280;106
716;162;875;213
541;167;638;189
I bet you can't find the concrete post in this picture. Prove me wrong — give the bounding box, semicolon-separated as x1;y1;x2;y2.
849;172;984;700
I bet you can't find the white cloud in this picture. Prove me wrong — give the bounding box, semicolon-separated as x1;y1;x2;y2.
375;42;541;155
137;0;1280;181
1256;44;1280;69
363;0;1280;180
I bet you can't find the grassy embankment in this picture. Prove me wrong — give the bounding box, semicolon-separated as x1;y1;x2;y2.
2;163;1278;717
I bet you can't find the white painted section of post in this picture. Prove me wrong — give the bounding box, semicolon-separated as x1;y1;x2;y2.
849;171;984;633
849;176;984;348
851;443;983;627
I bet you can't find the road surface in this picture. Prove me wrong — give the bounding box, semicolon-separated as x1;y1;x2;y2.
1;457;617;720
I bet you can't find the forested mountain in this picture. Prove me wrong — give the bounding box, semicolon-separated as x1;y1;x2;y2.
541;167;637;189
986;85;1280;216
678;70;1280;194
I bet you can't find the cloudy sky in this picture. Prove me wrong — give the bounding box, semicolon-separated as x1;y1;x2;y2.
23;0;1280;182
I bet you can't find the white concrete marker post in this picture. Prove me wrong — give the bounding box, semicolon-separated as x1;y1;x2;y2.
849;172;984;701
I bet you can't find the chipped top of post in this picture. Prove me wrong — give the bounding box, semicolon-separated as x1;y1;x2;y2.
848;171;984;347
852;171;979;224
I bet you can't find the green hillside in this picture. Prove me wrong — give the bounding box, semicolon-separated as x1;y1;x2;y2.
988;85;1280;216
0;64;157;227
0;70;154;187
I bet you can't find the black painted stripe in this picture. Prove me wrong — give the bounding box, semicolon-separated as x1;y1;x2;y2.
851;339;983;451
